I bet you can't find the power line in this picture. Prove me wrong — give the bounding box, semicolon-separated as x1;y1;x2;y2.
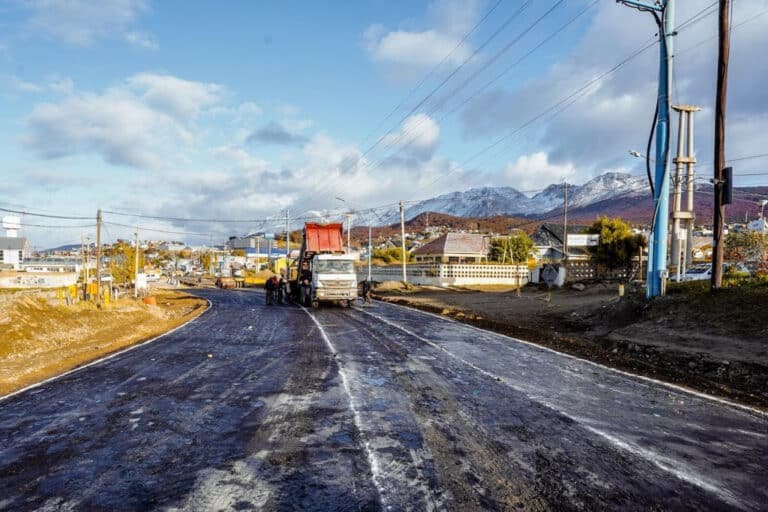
0;206;93;220
356;0;504;149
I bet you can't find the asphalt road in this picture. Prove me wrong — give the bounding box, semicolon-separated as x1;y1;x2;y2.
1;289;766;511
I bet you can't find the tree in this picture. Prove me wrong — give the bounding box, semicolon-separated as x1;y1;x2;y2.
587;216;646;272
489;233;534;263
106;241;144;284
199;251;213;272
725;231;767;262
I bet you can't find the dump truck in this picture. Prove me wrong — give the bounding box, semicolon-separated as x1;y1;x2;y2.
290;222;357;308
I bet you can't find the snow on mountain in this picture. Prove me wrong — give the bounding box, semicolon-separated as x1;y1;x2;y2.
386;172;650;223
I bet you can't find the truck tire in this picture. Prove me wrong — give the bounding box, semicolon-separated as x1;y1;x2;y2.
346;299;354;308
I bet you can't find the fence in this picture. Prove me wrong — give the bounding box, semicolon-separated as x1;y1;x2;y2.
367;263;529;287
563;261;640;282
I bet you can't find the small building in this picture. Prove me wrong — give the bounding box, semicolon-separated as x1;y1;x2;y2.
412;233;489;263
747;217;768;234
22;259;79;273
0;237;28;270
531;224;591;262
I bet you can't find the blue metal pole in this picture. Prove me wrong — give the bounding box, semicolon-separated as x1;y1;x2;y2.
646;0;674;298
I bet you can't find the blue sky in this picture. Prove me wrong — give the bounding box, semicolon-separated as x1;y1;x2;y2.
2;0;768;248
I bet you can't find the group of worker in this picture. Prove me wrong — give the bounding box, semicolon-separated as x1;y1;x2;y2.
263;272;372;306
264;274;288;305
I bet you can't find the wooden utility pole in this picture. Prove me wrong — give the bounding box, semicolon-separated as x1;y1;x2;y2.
134;228;140;299
400;200;407;283
96;209;102;306
711;0;731;292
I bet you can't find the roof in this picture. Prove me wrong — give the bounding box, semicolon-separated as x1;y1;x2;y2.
413;233;488;256
0;237;26;250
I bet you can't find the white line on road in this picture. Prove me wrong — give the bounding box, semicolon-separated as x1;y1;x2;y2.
300;307;388;509
359;308;747;511
375;300;768;418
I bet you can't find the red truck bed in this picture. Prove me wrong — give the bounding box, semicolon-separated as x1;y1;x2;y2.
303;223;345;256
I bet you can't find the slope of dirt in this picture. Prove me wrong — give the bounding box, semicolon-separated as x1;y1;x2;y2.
0;290;207;396
373;280;768;410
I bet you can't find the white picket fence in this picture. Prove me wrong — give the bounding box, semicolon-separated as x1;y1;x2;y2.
366;264;528;287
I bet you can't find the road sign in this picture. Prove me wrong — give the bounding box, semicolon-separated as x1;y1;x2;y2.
541;264;559;287
567;234;599;247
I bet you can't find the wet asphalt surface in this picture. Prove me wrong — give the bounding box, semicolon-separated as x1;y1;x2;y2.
0;289;766;511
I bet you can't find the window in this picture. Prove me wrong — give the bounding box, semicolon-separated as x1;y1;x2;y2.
0;250;3;262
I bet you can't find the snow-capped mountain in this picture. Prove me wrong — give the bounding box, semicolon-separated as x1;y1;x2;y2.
373;172;650;223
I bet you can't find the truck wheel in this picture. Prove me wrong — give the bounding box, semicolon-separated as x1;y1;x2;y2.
311;300;319;309
347;299;355;308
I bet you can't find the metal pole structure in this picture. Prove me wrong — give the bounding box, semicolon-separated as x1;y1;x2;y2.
345;213;352;254
96;209;102;306
712;0;730;292
81;234;87;301
368;224;372;282
671;108;685;281
400;200;407;283
134;228;139;299
683;106;700;278
620;0;674;298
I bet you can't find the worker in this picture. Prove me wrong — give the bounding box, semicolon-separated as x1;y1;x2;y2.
265;275;276;305
299;268;312;306
277;275;286;304
360;279;372;305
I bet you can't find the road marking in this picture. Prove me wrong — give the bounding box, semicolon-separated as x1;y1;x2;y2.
300;307;387;509
375;300;768;418
0;298;212;404
359;308;747;510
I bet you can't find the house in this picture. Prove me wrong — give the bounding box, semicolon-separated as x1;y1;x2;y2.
747;217;768;234
412;233;489;263
0;236;28;270
531;224;591;262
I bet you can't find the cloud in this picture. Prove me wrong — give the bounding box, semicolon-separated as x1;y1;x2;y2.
25;0;150;46
503;152;576;191
382;114;440;161
363;0;481;80
246;121;308;146
460;0;768;185
277;104;300;116
126;73;222;120
1;74;42;93
125;31;158;49
22;73;225;169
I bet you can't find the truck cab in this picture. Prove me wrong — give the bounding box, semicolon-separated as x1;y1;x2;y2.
311;254;357;306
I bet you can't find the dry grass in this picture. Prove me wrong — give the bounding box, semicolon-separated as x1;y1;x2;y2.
0;290;207;397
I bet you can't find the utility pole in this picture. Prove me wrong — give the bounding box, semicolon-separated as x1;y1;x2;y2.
284;209;290;260
619;0;675;298
81;234;87;301
367;224;372;282
400;200;407;283
562;181;568;265
344;213;353;254
134;228;139;299
96;209;102;306
712;0;731;292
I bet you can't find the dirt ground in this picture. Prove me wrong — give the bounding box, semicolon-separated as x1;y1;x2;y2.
374;280;768;410
0;288;207;397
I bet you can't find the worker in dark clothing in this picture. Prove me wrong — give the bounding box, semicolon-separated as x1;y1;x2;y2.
265;275;276;305
299;269;312;306
360;279;372;305
277;276;286;304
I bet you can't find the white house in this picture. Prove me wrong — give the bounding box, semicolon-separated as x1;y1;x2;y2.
0;237;28;270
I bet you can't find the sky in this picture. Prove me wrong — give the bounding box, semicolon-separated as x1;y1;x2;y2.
1;0;768;248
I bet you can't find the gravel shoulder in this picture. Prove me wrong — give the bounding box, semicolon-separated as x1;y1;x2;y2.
373;281;768;411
